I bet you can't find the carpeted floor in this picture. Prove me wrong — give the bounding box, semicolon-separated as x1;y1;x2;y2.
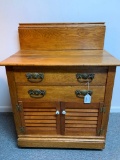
0;113;120;160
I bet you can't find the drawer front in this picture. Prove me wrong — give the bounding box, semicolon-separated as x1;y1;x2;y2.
17;86;105;103
14;66;108;86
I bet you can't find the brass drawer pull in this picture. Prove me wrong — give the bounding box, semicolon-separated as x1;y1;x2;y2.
26;73;44;82
76;73;95;82
28;89;46;98
75;90;93;98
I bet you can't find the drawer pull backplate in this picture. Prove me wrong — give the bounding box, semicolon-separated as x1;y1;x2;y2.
28;89;46;98
26;73;44;82
75;90;93;98
76;73;95;82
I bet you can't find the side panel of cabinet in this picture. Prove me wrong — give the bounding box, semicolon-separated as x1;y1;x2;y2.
18;101;61;135
6;66;22;135
102;66;116;136
61;102;104;136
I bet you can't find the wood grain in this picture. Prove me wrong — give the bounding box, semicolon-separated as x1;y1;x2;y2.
16;86;105;103
1;23;120;149
19;23;105;50
6;67;21;135
18;137;105;149
101;66;116;136
1;50;120;66
13;66;108;86
61;102;103;136
19;101;61;135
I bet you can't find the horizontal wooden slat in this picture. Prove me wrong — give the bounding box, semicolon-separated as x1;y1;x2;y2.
66;128;96;133
24;115;56;120
25;119;56;123
65;116;98;121
25;123;56;127
65;124;97;128
24;112;55;116
66;112;98;117
66;109;98;113
65;120;97;124
23;108;56;112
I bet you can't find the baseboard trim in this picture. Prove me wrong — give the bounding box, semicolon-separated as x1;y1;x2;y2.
0;106;120;113
0;106;12;112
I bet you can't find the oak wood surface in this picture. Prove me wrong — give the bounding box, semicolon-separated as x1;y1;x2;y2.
1;23;120;149
61;102;103;136
1;50;120;66
101;67;116;136
6;67;21;135
16;85;105;103
14;66;108;86
19;23;105;50
19;23;105;27
18;101;60;135
18;137;105;149
18;134;104;138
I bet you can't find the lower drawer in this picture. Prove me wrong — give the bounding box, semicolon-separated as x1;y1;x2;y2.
17;86;105;103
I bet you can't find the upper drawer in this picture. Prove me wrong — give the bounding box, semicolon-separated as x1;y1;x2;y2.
13;66;108;86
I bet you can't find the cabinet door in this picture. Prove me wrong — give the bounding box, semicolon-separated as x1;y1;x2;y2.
61;102;103;136
18;101;60;135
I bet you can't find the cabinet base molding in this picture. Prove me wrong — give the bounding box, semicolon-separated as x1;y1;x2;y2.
18;136;105;149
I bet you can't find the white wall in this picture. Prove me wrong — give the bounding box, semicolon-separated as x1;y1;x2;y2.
0;0;120;112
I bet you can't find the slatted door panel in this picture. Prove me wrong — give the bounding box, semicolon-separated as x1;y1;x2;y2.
61;102;103;136
18;101;60;135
